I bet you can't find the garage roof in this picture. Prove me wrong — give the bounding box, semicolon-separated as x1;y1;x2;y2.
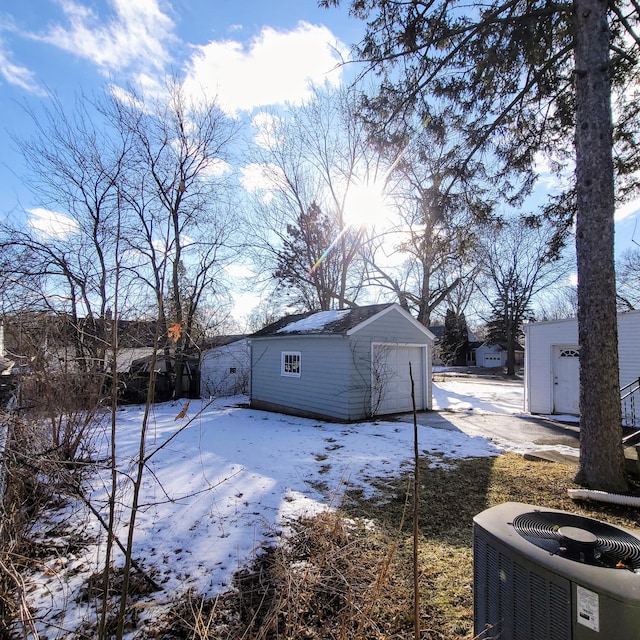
250;303;394;337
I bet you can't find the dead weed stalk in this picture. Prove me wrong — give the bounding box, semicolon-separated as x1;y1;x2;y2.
0;413;54;639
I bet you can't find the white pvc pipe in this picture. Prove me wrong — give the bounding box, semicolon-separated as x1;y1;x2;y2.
568;488;640;508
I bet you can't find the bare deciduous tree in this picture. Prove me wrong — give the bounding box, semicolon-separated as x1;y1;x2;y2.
616;247;640;311
478;217;571;375
0;80;241;636
4;94;128;372
110;80;241;397
323;0;638;490
246;85;375;310
360;113;490;326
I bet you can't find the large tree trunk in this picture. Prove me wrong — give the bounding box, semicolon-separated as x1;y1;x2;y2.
573;0;627;491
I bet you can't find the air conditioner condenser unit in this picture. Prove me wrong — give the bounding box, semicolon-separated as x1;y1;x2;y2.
473;502;640;639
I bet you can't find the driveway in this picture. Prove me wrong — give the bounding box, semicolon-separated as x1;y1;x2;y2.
401;409;581;464
395;374;581;463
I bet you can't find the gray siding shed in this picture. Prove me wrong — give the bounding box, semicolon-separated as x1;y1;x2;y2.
249;304;434;421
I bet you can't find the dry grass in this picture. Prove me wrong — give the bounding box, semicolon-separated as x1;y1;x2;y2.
159;452;640;640
1;414;61;639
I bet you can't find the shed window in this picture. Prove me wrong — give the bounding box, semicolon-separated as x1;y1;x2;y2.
281;351;301;377
560;348;579;358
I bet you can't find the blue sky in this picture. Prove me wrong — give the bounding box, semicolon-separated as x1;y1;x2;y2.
0;0;363;219
1;0;639;320
2;1;639;236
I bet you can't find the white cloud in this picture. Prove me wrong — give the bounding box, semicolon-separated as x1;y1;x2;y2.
34;0;175;78
108;83;147;111
0;40;45;95
183;22;348;114
240;162;286;194
225;263;255;279
251;111;285;149
532;151;574;193
27;208;80;238
202;157;233;178
231;290;262;319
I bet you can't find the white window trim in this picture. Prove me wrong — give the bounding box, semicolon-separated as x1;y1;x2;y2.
281;351;301;377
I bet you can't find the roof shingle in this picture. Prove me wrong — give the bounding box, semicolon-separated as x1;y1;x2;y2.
250;303;394;337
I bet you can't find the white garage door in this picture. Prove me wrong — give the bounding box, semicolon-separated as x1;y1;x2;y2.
553;345;580;414
374;345;424;415
482;353;503;367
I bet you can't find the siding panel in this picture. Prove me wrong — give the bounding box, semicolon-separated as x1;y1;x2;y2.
348;307;433;417
619;312;640;388
251;336;352;420
524;310;640;415
200;339;250;397
524;318;578;414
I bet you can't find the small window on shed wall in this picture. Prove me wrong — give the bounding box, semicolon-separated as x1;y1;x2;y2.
281;351;301;377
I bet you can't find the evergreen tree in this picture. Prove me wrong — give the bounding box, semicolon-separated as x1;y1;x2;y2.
247;86;372;311
478;218;565;376
275;202;357;311
322;0;639;490
440;309;469;366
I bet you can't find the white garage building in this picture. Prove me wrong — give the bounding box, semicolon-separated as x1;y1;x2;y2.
200;337;250;398
523;310;640;416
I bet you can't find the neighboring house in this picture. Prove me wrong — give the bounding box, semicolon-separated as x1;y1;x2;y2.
475;342;506;368
249;303;435;421
427;325;447;365
111;320;162;373
428;324;479;366
523;310;640;416
467;341;482;366
1;313;164;373
474;341;524;368
200;337;250;398
120;352;201;403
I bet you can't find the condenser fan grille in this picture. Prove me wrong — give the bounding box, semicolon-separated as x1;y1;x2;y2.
512;511;640;571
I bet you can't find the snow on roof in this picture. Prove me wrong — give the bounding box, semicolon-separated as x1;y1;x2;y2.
276;309;351;334
250;303;394;337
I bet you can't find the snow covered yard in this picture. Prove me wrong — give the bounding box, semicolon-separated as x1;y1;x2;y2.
23;379;515;637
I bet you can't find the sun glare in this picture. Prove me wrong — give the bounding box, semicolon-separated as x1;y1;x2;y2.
344;178;390;229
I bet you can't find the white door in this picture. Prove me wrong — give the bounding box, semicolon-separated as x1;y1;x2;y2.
374;346;424;415
553;346;580;414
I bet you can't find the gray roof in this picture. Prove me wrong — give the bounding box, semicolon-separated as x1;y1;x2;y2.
428;324;479;342
428;325;445;339
250;304;395;337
